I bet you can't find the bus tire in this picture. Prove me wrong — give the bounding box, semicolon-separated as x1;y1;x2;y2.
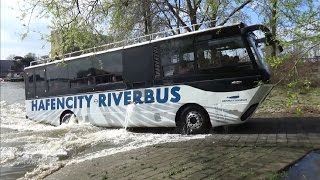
60;111;76;125
178;105;211;134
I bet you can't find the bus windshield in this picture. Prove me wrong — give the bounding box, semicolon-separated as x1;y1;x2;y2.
248;35;269;69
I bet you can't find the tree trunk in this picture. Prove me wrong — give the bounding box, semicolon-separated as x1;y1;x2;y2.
143;0;152;35
186;0;198;30
271;0;277;57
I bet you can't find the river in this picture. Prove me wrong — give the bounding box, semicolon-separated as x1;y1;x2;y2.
0;82;206;179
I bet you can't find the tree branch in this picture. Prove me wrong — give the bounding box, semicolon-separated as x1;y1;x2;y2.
75;0;81;14
165;0;192;32
218;0;252;26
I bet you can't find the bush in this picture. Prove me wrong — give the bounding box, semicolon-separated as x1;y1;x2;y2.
269;54;320;87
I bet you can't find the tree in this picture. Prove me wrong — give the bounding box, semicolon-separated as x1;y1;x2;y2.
8;53;37;71
251;0;320;111
19;0;254;55
253;0;320;57
6;54;16;60
152;0;252;33
107;0;157;39
23;53;37;66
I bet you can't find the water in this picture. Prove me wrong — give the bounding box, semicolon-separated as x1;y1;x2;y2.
0;82;207;179
285;150;320;180
0;82;25;104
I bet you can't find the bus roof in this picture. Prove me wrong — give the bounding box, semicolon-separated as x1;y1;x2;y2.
25;22;246;70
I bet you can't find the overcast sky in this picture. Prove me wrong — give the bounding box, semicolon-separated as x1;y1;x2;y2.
0;0;50;60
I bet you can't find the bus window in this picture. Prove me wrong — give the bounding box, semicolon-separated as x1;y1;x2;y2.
160;37;195;77
92;52;123;85
197;49;213;67
34;68;47;98
182;52;195;61
197;36;253;70
25;70;35;99
68;58;94;88
47;63;69;96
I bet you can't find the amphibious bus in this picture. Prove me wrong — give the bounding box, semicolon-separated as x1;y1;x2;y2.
24;23;280;134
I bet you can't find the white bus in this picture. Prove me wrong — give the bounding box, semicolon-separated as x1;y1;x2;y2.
24;23;281;134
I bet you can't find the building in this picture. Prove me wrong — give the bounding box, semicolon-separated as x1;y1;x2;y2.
0;60;14;77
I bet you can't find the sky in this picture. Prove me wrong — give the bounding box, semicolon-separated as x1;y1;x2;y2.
0;0;50;60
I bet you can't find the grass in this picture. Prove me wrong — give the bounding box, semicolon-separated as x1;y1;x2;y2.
168;166;188;176
264;171;287;180
257;86;320;115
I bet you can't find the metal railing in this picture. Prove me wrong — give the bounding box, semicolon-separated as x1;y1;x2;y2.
30;21;218;66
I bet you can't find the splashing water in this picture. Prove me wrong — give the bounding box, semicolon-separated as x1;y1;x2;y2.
124;103;135;129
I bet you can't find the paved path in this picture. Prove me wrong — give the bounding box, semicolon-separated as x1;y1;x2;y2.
46;117;320;180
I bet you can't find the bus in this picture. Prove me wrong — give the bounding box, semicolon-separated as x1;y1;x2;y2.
24;23;281;134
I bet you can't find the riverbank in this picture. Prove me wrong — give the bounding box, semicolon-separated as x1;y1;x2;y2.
257;86;320;115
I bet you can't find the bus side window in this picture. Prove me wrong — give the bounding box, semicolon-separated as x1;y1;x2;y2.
47;63;69;96
197;50;209;68
160;37;195;77
92;52;123;85
34;68;47;98
197;48;216;68
26;71;35;98
197;36;253;70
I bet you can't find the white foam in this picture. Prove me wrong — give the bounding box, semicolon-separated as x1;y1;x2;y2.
68;132;207;165
0;101;96;132
0;147;19;164
21;162;65;180
19;130;207;179
0;101;57;132
124;103;135;129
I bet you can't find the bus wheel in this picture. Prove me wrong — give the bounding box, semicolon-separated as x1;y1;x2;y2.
60;111;77;125
178;105;211;134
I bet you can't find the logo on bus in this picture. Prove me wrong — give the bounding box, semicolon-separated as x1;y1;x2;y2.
30;86;181;111
222;95;247;102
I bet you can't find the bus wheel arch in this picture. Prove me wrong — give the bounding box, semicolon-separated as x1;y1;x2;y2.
60;110;76;125
175;103;211;134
